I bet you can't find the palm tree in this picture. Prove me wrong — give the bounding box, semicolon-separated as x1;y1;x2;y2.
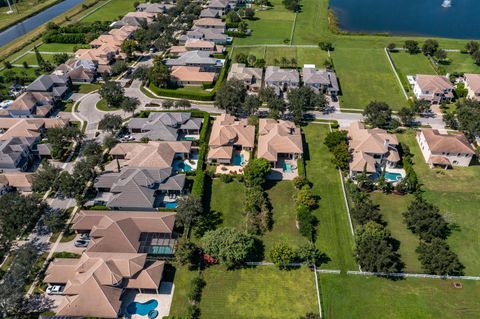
280;57;288;68
273;58;279;66
290;57;297;68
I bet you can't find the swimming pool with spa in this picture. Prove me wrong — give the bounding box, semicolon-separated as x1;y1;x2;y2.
384;172;403;182
232;153;245;166
126;299;158;316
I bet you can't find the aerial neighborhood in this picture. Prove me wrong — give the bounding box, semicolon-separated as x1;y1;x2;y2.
0;0;480;318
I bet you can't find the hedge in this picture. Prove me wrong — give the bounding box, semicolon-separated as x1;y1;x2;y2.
297;157;305;177
148;58;230;101
137;109;208;118
191;114;211;199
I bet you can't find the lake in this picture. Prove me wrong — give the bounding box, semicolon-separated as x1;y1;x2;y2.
330;0;480;39
0;0;84;48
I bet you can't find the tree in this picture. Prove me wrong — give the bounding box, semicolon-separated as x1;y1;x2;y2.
99;81;125;107
259;86;276;103
288;87;327;123
132;65;150;81
103;134;118;149
121;96;140;115
176;195;203;237
387;43;396;51
98;114;123;132
238;20;248;34
351;195;382;225
293;176;310;189
52;53;69;65
443;112;458;130
403;196;449;241
121;39;137;58
280;56;288;67
411;99;431;114
201;227;256;268
324;130;348;151
331;142;350;170
242;94;261;116
235;52;248;64
295;187;318;209
416;238;464;275
247;54;257;67
34;46;53;72
214;79;247;115
472;50;480;65
296;205;315;240
175;99;191;110
82;141;102;157
318;41;333;51
149;62;170;88
269;242;297;268
363;101;392;129
456;99;480;140
243;158;271;187
163;100;174;110
398;107;415;126
42;209;66;233
354;221;403;272
111;60;128;76
465;41;479;55
297;243;325;266
422;39;439;56
227;10;241;23
244;185;272;234
433;49;447;61
175;238;200;266
254;58;266;68
404;40;420;54
32;160;61;193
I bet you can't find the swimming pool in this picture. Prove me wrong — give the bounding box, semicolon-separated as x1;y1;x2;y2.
161;202;177;209
149;245;174;255
126;299;158;316
172;160;193;172
384;172;403;182
283;162;293;173
232;153;244;166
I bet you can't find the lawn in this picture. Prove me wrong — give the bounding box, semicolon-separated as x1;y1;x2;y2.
332;46;407;111
0;0;61;31
171;265;318;319
441;52;480;74
234;0;295;45
14;52;60;66
390;51;436;76
370;192;421;273
96;99;121;111
81;0;137;22
231;47;329;68
303;124;357;271
72;83;100;93
292;0;330;44
397;131;480;275
35;43;80;53
319;274;480;319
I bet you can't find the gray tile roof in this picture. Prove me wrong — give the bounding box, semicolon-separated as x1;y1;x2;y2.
165;51;220;67
265;66;300;83
26;74;69;98
0;137;36;170
200;8;221;18
302;67;339;92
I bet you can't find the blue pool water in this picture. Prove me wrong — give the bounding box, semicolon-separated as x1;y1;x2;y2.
283;163;293;173
162;202;177;209
173;160;193;172
126;299;158;316
150;245;174;255
384;172;403;182
232;153;245;166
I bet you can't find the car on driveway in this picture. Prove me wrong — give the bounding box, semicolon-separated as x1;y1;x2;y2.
74;239;89;247
80;233;91;240
46;285;64;295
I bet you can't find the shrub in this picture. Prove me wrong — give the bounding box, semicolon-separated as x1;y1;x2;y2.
269;242;297;268
188;277;206;304
220;174;233;183
295;187;318;209
293;176;310;189
296;205;315;240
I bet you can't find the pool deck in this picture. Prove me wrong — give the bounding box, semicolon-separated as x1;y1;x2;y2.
267;159;298;180
121;282;174;319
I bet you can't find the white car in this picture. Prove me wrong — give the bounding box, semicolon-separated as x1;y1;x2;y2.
46;285;64;295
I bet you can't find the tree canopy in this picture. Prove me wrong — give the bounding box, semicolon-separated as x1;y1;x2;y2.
363;101;393;129
214;79;247;115
99;81;125;107
403;196;449;241
243;158;271;187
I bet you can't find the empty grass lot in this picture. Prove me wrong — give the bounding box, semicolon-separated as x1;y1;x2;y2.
370;193;421;273
15;52;60;66
319;274;480;319
36;43;79;53
171;265;318;319
397;131;480;275
332;46;407;110
390;51;436;78
232;47;329;68
234;0;295;45
81;0;137;22
291;0;329;44
303;124;357;271
441;52;480;74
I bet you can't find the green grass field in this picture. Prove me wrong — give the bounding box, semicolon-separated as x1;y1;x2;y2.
0;0;61;31
82;0;137;22
303;124;357;271
397;131;480;275
234;0;295;45
292;0;329;44
332;46;407;110
14;52;62;66
36;43;80;53
441;52;480;74
390;51;436;77
231;47;329;68
320;274;480;319
171;265;318;319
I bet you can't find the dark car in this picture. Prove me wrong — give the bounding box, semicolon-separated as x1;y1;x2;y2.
74;239;89;248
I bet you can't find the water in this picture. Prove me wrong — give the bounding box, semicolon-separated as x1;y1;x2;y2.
149;245;174;254
126;299;158;316
330;0;480;39
232;153;244;166
283;162;293;173
161;201;177;208
384;172;403;182
0;0;85;48
173;160;193;172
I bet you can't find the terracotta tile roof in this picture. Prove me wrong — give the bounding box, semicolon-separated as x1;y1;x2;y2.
170;66;216;83
257;119;303;162
418;128;475;155
416;74;453;93
0;118;68;141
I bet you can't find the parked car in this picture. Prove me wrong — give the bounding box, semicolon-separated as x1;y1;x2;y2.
74;239;89;248
80;233;91;240
46;285;64;295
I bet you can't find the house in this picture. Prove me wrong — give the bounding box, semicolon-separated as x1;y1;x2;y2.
416;128;475;168
136;2;174;13
257;119;303;168
124;11;156;24
0;118;69;141
54;59;96;83
43;211;175;318
464;73;480;102
206;0;229;14
411;74;454;104
302;65;339;96
26;74;71;99
179;28;228;45
75;45;120;74
185;39;219;52
108;25;138;39
227;63;263;92
94;167;186;210
0;172;34;193
165;50;223;72
170;66;217;87
0;137;37;171
127;112;203;141
193;18;226;30
264;66;300;96
200;8;221;18
0;92;54;118
347;121;400;178
207;114;255;164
